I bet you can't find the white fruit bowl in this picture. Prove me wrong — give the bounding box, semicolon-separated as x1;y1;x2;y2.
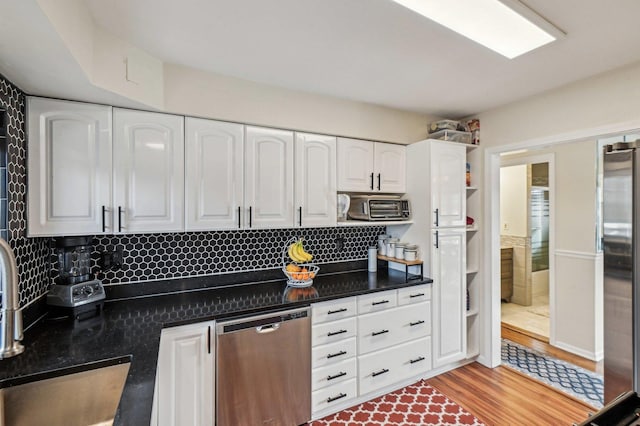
282;264;319;287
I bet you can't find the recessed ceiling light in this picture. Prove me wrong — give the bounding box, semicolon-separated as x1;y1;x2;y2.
391;0;564;59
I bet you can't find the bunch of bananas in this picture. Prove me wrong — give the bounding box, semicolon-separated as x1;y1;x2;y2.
288;239;313;263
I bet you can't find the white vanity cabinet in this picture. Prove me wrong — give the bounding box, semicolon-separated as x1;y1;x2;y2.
185;118;244;230
152;321;215;426
27;97;113;236
244;126;295;228
337;138;406;193
294;132;337;228
113;109;185;233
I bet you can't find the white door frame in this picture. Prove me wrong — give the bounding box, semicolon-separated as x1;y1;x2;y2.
499;153;556;347
483;120;640;368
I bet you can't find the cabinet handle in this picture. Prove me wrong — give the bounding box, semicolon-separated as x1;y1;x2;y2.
101;205;106;232
327;371;347;381
237;206;241;229
249;206;252;228
372;300;389;306
327;350;347;359
207;326;211;354
409;293;425;298
434;208;439;227
299;206;302;227
372;329;389;336
410;320;425;327
377;173;381;190
327;329;348;337
410;356;425;364
118;206;123;232
327;392;347;403
372;368;389;377
434;230;439;249
327;308;348;315
370;173;374;190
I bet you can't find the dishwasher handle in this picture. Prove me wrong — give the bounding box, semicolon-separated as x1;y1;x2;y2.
256;323;281;334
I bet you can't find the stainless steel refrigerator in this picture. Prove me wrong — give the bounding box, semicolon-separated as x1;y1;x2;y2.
603;142;640;403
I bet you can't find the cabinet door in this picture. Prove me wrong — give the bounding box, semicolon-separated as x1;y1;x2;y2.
27;97;112;236
295;133;337;227
374;143;406;193
156;321;214;426
430;142;466;227
113;109;184;233
431;228;466;367
185;118;243;231
244;126;294;228
336;138;375;192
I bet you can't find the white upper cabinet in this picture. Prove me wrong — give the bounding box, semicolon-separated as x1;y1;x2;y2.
185;118;244;231
244;126;294;229
27;97;113;236
295;133;337;228
337;138;405;193
113;109;184;233
337;138;375;192
430;141;466;228
375;143;406;193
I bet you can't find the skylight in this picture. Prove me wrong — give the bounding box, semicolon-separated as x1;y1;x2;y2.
391;0;564;59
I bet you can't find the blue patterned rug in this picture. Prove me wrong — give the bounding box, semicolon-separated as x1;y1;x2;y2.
501;339;603;408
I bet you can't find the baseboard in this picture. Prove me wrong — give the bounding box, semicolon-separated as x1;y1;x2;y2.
553;340;601;362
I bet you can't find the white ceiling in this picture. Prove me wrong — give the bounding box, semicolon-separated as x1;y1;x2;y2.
3;1;640;118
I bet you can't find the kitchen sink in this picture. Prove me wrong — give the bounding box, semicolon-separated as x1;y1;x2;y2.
0;357;130;426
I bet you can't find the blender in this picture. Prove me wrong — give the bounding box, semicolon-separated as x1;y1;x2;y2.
47;236;105;319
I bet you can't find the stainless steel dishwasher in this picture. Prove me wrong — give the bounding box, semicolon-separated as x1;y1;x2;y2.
216;307;311;426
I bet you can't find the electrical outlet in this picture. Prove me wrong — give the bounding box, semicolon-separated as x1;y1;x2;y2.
99;247;124;271
336;236;345;251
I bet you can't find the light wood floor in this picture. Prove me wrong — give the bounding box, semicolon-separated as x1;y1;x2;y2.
428;362;594;426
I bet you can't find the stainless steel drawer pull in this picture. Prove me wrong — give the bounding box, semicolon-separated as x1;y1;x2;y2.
327;371;347;381
372;329;389;336
327;329;348;337
371;300;389;306
410;356;426;364
372;368;390;377
409;320;425;327
327;392;347;403
409;293;425;298
327;350;347;359
327;308;348;315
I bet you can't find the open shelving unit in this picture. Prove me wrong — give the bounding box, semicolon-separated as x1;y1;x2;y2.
465;142;481;360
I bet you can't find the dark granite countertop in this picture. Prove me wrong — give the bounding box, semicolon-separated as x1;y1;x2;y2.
0;266;431;425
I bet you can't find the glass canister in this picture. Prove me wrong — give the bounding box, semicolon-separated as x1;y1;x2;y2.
404;244;419;261
386;238;398;256
377;234;388;256
394;242;406;259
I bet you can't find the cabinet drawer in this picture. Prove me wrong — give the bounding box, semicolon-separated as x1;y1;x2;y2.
395;302;431;343
312;378;357;415
358;337;432;396
312;317;357;347
312;337;356;369
312;358;357;391
312;297;357;324
357;290;397;314
358;308;403;354
398;284;431;305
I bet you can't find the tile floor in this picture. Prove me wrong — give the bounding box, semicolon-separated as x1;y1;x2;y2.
501;293;549;339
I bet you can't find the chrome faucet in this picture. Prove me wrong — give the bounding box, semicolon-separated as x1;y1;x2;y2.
0;237;23;359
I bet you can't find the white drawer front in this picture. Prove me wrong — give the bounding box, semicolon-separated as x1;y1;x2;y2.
358;337;432;396
398;284;432;305
395;302;431;342
357;290;397;314
312;337;356;369
312;378;357;415
312;358;357;391
312;317;357;347
312;297;357;324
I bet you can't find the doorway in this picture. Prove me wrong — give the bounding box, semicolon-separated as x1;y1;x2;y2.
499;155;553;342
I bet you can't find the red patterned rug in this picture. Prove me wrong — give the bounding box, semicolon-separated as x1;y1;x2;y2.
310;380;484;426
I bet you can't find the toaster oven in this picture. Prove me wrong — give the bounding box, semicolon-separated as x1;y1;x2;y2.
347;196;411;221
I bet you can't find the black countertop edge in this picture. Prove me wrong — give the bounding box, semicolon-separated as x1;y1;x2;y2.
1;355;132;388
104;259;368;301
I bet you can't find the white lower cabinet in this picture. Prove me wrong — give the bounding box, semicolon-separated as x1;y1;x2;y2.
312;378;358;415
152;321;214;426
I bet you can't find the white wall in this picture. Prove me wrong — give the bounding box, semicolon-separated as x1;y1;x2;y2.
499;165;528;237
